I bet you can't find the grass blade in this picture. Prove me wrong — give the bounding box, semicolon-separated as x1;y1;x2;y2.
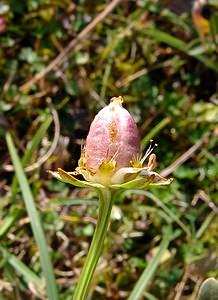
128;226;171;300
51;197;98;206
196;211;216;239
22;115;52;165
147;27;218;72
143;291;159;300
6;132;59;300
148;27;189;52
11;115;52;201
0;208;22;239
141;117;171;149
0;246;44;296
126;190;191;237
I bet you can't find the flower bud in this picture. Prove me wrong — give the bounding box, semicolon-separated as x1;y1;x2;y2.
85;96;140;171
50;96;172;188
0;17;6;33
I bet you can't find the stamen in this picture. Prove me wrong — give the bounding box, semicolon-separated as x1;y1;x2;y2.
131;152;142;167
104;145;120;164
80;140;85;151
132;153;141;162
141;140;158;164
109;145;120;162
80;140;86;158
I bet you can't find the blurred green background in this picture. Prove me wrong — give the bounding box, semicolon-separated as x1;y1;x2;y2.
0;0;218;299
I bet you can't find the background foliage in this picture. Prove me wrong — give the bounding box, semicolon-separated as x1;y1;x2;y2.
0;0;218;299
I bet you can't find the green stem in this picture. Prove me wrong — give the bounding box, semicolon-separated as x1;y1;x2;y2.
73;188;114;300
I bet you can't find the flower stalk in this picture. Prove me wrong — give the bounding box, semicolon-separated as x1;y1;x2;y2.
73;188;114;300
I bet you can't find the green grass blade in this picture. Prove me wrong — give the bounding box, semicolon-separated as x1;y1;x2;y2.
6;132;59;300
147;27;189;52
141;117;171;149
126;190;191;237
0;246;44;295
11;115;52;201
143;291;159;300
22;115;52;165
196;211;216;240
128;226;171;300
51;197;98;206
147;27;218;72
0;208;21;239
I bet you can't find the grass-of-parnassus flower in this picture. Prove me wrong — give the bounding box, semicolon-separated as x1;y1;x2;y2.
49;96;172;300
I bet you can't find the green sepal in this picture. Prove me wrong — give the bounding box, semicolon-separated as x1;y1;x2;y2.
111;177;147;189
148;178;174;186
48;168;104;189
111;173;173;190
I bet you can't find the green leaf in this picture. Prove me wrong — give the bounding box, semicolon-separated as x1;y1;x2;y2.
0;208;22;239
6;132;59;300
22;115;52;165
141;117;171;149
198;278;218;300
128;226;172;300
11;114;52;201
126;190;191;237
0;246;44;296
51;197;98;206
147;27;218;72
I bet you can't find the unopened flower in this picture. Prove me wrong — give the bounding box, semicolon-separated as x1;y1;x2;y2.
0;16;6;33
50;96;173;300
50;97;172;189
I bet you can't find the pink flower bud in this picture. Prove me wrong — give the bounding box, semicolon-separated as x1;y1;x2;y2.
0;17;6;33
85;96;140;171
51;96;172;187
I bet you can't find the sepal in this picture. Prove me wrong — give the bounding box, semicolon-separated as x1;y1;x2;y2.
48;168;104;189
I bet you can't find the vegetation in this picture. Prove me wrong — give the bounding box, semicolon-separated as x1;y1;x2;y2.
0;0;217;299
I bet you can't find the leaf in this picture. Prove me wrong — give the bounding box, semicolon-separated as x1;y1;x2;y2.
125;190;191;237
0;246;44;296
128;226;172;300
147;27;218;72
0;208;22;239
141;117;171;149
6;132;59;300
11;114;52;201
198;278;218;300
